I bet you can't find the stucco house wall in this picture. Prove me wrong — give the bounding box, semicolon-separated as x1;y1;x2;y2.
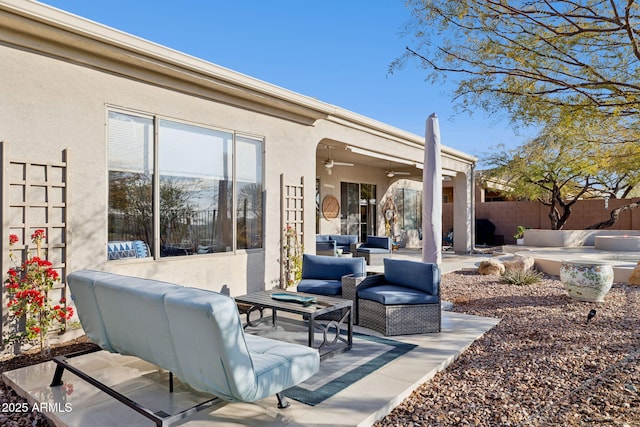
0;0;476;350
2;39;316;295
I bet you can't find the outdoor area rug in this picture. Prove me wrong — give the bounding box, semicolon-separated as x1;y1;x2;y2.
283;331;417;406
244;319;417;406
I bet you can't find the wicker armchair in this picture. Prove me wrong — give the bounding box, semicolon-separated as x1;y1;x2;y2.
355;258;441;336
297;254;366;296
354;235;392;265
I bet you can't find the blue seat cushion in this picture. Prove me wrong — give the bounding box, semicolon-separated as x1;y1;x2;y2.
297;279;342;296
316;241;336;252
357;247;390;254
358;285;439;305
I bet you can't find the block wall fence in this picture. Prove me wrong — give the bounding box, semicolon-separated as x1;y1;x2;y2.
442;198;640;246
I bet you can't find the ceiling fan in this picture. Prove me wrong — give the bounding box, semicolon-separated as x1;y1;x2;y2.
323;146;353;175
385;170;411;178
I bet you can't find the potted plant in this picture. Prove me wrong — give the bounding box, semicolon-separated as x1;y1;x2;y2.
514;226;526;245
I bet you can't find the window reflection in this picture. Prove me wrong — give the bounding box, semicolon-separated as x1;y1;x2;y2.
341;182;377;242
236;136;263;249
158;120;233;256
393;187;422;231
107;112;154;256
107;111;263;260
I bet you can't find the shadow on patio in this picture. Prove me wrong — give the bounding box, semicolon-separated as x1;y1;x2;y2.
3;252;498;426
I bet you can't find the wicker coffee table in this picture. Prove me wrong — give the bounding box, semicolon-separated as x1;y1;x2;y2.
235;289;352;360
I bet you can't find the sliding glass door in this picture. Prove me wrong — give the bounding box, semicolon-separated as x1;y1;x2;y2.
340;182;377;242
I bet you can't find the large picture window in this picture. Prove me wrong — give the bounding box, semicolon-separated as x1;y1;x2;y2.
393;188;422;231
108;112;154;253
236;136;263;249
107;110;263;259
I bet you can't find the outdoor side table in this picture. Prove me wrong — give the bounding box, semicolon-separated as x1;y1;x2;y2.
342;272;380;324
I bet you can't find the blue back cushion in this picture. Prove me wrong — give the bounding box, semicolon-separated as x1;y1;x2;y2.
365;236;391;250
330;234;358;246
302;254;366;280
315;235;332;242
383;258;440;295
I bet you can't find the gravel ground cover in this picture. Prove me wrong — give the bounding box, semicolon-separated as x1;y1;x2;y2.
377;271;640;427
0;270;638;426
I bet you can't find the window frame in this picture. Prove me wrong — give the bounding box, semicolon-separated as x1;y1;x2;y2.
106;107;265;260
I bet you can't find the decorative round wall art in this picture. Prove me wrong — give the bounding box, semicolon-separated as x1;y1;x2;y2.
321;195;340;219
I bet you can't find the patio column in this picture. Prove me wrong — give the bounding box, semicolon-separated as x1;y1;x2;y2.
452;170;473;253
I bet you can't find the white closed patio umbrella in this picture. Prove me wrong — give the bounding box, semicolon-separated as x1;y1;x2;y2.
422;113;442;266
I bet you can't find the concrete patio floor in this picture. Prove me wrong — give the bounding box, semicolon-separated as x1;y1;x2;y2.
3;251;499;427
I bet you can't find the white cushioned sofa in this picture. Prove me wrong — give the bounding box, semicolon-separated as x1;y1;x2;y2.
53;270;320;424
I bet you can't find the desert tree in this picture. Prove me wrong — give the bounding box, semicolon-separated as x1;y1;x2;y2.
397;0;640;228
485;118;640;229
395;0;640;127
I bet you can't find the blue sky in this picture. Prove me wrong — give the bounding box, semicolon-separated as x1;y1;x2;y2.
39;0;535;159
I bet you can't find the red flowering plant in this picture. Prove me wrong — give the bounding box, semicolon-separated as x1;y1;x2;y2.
4;229;73;354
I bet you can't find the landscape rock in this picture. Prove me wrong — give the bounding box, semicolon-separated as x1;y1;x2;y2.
628;260;640;286
502;255;535;273
478;258;505;275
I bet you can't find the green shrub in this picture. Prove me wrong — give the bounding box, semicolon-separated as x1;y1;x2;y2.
501;269;543;285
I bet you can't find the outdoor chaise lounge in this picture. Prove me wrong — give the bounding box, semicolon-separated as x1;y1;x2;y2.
53;270;320;426
355;258;441;335
355;235;392;265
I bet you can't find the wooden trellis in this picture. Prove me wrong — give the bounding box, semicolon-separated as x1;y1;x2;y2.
1;141;70;342
280;174;304;288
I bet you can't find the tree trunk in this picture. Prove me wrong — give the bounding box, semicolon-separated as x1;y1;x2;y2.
585;202;640;229
555;205;572;230
546;198;573;230
548;206;560;230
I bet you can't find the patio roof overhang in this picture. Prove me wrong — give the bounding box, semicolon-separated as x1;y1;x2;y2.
317;138;475;180
0;0;477;171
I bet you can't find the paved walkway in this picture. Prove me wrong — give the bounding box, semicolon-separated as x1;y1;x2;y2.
3;251;497;427
368;248;493;274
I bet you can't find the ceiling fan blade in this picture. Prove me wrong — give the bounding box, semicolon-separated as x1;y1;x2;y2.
386;170;411;178
333;161;354;167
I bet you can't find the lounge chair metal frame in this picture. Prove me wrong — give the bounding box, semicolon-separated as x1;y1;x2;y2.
50;347;291;427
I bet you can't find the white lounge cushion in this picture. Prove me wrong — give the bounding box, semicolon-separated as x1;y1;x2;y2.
67;270;320;403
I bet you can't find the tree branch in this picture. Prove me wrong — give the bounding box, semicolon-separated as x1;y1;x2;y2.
586;201;640;229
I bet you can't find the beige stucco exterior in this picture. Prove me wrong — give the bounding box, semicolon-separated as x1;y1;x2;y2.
0;0;476;307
